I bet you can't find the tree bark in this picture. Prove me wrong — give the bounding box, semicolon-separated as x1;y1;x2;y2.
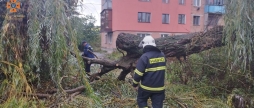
116;26;223;57
85;26;224;81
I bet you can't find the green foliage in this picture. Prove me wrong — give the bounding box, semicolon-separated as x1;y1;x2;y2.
166;47;254;107
1;0;254;107
163;48;229;107
88;48;232;108
88;47;241;107
0;98;42;108
26;0;92;91
0;1;7;28
224;0;254;71
89;47;254;107
0;0;100;107
70;15;100;51
106;50;126;60
91;71;138;107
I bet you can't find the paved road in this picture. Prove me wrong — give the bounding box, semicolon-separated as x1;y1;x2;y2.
79;51;106;59
93;52;106;59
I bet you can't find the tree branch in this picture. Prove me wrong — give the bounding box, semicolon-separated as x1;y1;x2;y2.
46;86;85;94
82;26;224;81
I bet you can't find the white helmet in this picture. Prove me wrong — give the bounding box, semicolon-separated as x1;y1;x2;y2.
138;35;156;48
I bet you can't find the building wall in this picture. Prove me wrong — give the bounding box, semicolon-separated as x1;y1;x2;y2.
190;0;205;32
101;0;225;50
101;30;187;49
217;16;224;25
111;0;191;33
204;0;225;28
206;0;225;5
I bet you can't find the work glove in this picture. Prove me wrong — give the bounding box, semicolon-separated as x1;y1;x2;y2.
88;46;93;52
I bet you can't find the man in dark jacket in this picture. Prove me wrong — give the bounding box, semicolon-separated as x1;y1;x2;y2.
133;35;166;108
82;41;95;75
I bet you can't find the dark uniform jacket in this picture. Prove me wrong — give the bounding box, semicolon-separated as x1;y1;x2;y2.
133;45;166;93
83;43;94;58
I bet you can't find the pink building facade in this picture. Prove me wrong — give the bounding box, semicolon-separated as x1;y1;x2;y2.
191;0;205;32
101;0;191;50
100;0;224;51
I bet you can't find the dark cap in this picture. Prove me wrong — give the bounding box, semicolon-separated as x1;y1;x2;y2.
82;41;87;44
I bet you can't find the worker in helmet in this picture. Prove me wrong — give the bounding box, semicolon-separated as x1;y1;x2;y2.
82;41;95;75
133;35;166;108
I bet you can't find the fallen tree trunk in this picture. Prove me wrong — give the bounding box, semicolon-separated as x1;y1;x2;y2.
84;26;224;81
116;26;223;57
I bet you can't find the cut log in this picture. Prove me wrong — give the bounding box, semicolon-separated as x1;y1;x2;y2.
84;26;224;81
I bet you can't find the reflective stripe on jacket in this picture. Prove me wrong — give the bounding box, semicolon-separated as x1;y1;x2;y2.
133;46;166;93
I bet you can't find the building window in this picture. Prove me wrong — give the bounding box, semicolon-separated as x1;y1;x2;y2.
178;14;185;24
179;0;185;5
208;14;220;26
105;33;112;44
137;33;150;38
193;0;201;6
139;0;150;2
162;0;169;3
213;0;224;5
161;34;169;38
193;16;200;26
102;0;112;10
206;0;224;5
162;14;169;24
138;12;151;23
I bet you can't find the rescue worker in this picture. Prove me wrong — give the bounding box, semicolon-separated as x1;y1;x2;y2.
133;35;166;108
82;41;95;75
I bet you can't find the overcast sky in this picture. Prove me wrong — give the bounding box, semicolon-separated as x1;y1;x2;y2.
76;0;101;26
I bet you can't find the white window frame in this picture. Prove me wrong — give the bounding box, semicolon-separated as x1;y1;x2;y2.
193;0;201;7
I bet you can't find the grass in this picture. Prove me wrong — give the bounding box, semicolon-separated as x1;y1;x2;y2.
40;46;250;107
91;70;138;108
1;45;250;107
106;50;126;61
87;67;230;108
84;47;234;108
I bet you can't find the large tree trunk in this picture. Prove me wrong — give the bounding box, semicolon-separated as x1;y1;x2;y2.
83;26;224;81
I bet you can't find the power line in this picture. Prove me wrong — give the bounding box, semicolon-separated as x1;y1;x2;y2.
83;5;95;14
86;0;100;15
84;3;101;5
78;1;99;15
